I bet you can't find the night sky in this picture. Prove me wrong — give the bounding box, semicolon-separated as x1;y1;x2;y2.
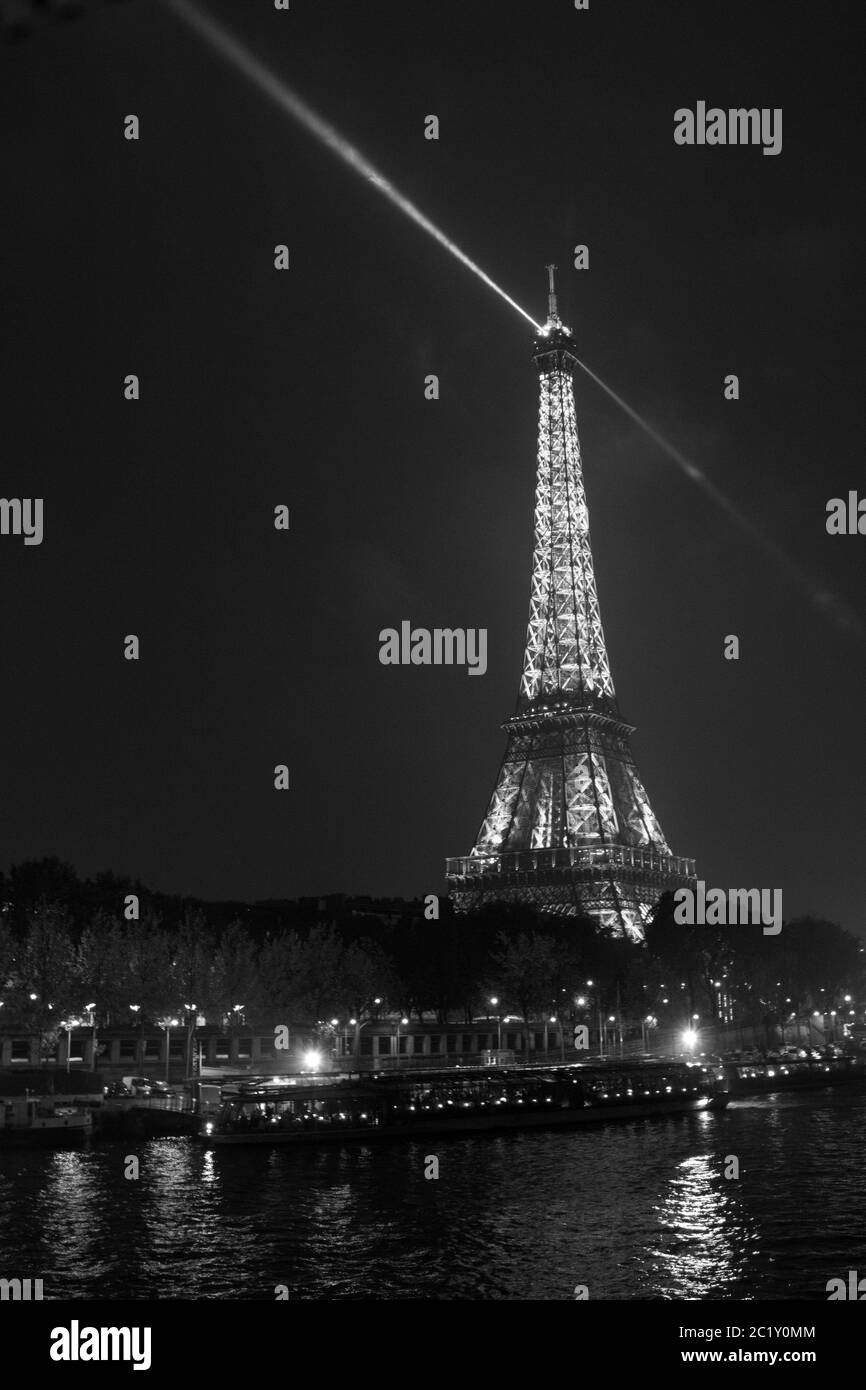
2;0;863;931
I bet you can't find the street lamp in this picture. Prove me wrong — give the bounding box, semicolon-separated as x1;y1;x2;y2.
395;1015;409;1063
85;1002;96;1071
183;1003;198;1078
128;1003;141;1071
159;1017;180;1083
490;997;502;1052
62;1017;80;1073
549;1015;565;1064
349;1012;380;1068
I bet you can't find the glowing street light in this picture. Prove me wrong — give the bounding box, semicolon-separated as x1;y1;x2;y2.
85;1002;97;1069
159;1016;180;1083
489;998;503;1052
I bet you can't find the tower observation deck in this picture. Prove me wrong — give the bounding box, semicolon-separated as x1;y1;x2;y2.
446;269;695;939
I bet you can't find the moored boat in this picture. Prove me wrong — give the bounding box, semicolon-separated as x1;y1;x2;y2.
0;1096;93;1146
199;1061;729;1146
723;1054;866;1094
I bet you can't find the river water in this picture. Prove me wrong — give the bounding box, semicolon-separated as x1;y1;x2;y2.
2;1087;865;1300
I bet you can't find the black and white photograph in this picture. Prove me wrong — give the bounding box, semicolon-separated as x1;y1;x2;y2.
1;0;864;1360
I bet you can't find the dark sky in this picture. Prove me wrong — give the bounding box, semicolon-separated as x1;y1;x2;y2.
2;0;863;930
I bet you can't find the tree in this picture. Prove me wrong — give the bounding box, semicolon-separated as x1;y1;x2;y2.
16;898;76;1059
6;859;81;930
210;920;258;1027
0;915;14;997
294;924;345;1024
491;932;574;1053
169;910;217;1075
76;911;129;1026
645;892;733;1023
247;932;307;1028
338;938;394;1063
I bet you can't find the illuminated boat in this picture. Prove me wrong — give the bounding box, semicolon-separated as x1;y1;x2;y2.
199;1061;729;1146
723;1054;866;1094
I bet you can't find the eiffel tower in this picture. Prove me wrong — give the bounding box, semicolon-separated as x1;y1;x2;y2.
447;269;696;939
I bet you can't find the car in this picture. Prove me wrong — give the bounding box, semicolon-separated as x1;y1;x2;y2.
104;1081;131;1098
121;1076;153;1097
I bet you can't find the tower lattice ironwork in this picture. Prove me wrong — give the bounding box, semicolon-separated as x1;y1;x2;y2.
447;268;695;939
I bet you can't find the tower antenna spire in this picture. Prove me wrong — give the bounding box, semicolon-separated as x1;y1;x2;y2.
545;263;559;324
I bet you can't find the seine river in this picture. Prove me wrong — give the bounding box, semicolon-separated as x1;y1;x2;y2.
3;1088;865;1301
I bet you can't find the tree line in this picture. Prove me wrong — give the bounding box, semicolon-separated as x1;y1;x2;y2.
1;860;862;1055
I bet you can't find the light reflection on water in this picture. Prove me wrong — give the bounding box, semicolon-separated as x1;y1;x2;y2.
650;1150;753;1299
2;1090;866;1300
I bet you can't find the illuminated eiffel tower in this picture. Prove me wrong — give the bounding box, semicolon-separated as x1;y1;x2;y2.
447;269;695;939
